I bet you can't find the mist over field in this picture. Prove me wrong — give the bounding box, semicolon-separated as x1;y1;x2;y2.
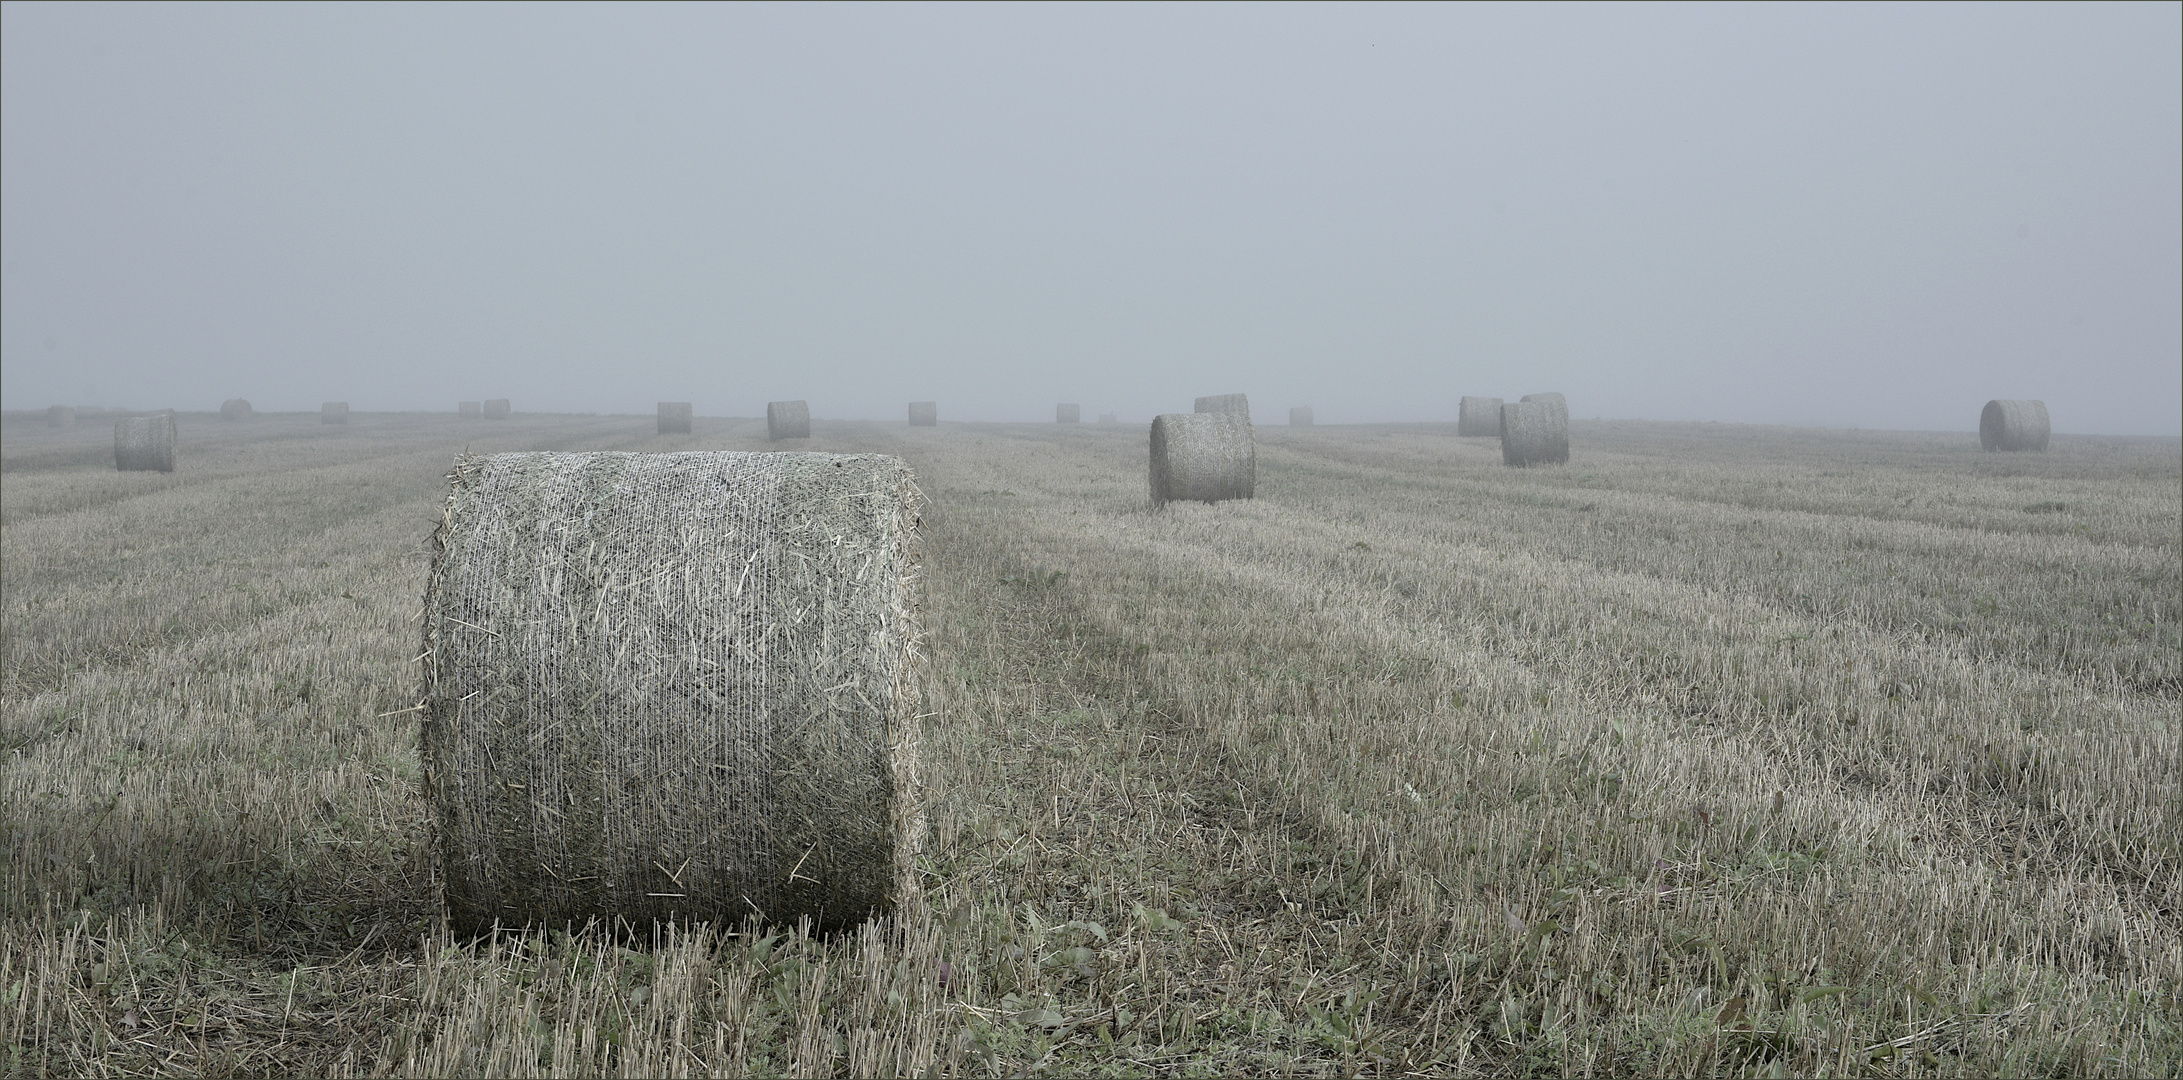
2;3;2178;434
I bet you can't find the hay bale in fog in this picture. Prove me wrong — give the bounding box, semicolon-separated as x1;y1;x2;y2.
114;412;176;472
1457;396;1503;436
421;450;922;933
1098;413;1118;424
1056;404;1081;423
908;401;938;427
321;402;350;425
1500;400;1568;466
1980;399;2050;452
1290;407;1313;427
1149;412;1255;506
768;400;811;440
484;399;512;420
1521;392;1568;427
1194;394;1251;423
220;398;252;421
46;405;75;428
658;402;693;435
459;401;482;418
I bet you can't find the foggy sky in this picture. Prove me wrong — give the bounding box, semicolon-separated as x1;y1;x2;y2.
4;3;2178;433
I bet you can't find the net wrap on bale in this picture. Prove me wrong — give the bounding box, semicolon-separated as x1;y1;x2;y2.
1150;412;1255;506
460;401;482;418
908;402;937;427
484;399;512;420
1458;396;1503;436
115;412;176;472
1056;404;1080;424
658;402;693;435
1289;407;1313;426
420;451;924;934
1500;400;1568;466
1194;394;1251;423
321;402;350;425
220;398;252;421
767;401;811;441
1980;399;2050;452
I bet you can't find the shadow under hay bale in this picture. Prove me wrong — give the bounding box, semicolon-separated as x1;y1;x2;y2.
483;399;512;420
908;401;937;427
220;398;252;421
1290;407;1313;426
658;401;693;435
1981;399;2050;452
1500;399;1568;466
1194;393;1251;423
1150;412;1255;506
459;401;482;418
1056;403;1080;423
115;412;176;472
421;451;923;934
321;401;350;425
1458;396;1503;436
768;400;810;440
46;405;75;428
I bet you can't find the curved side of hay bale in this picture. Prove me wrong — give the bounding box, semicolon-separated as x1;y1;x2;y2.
908;402;938;427
1056;404;1081;424
1290;407;1313;426
220;399;253;421
484;399;512;420
1194;393;1251;424
1980;399;2050;452
47;405;75;428
1149;412;1255;506
1520;392;1569;429
1457;396;1503;436
767;400;811;440
114;412;176;472
658;402;694;435
1500;400;1568;466
421;451;923;934
321;402;350;425
459;401;482;418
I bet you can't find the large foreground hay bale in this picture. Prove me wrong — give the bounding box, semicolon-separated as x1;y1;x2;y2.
322;402;350;425
220;398;253;421
459;401;482;418
1149;412;1255;506
1500;400;1568;466
114;412;176;472
46;405;75;428
908;401;937;427
421;451;923;933
484;399;512;420
658;402;693;435
1056;404;1081;423
1457;396;1502;436
1194;393;1251;423
1290;407;1313;426
768;400;810;440
1980;399;2050;452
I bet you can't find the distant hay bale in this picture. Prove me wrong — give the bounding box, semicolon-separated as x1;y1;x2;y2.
1521;392;1568;428
420;451;922;933
658;402;693;435
46;405;75;428
484;399;512;420
321;401;350;425
459;401;482;418
1056;404;1081;423
1980;399;2050;452
1098;413;1118;425
1457;396;1503;436
1500;400;1569;466
908;401;937;427
768;400;811;440
1290;407;1313;426
1194;394;1251;423
1149;412;1255;506
114;412;176;472
220;398;252;421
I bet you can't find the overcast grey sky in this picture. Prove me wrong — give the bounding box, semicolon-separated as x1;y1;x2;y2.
3;3;2177;433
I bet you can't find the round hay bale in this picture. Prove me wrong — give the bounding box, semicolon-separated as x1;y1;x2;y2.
1521;392;1568;429
484;399;512;420
1289;407;1313;426
1980;399;2050;452
459;401;483;418
321;401;350;425
1194;393;1251;423
420;450;923;934
908;401;938;427
1500;400;1568;466
768;400;811;440
1056;404;1081;424
1457;396;1502;436
1149;412;1255;506
114;412;176;472
220;398;252;421
46;405;75;428
658;402;693;435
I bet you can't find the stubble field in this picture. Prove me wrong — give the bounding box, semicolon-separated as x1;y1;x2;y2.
2;410;2177;1077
